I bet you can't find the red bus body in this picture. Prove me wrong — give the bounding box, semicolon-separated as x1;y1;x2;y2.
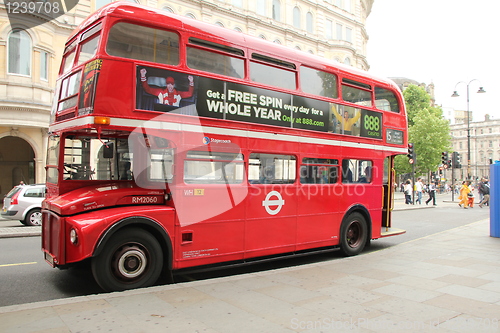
42;2;407;291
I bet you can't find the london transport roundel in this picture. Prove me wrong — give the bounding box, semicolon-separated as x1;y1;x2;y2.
262;191;285;215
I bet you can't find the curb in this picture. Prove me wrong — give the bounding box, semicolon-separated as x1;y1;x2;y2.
0;227;41;238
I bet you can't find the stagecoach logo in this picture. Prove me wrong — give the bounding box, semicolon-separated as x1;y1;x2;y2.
262;191;285;215
202;137;232;144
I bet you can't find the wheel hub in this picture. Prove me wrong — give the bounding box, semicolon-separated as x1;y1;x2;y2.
117;247;147;278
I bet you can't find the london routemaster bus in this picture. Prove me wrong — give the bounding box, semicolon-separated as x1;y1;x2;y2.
42;2;407;292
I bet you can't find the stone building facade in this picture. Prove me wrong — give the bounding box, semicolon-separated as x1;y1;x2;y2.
0;0;373;198
449;114;500;181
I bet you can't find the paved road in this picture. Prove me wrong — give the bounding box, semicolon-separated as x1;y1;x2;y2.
0;191;490;307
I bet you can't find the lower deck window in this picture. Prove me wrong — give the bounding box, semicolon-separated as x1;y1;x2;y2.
184;151;244;184
249;153;296;184
300;158;339;184
342;159;373;183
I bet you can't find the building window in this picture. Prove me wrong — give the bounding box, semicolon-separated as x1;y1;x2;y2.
293;6;301;29
346;27;352;43
40;51;49;81
343;57;351;66
256;0;266;16
336;23;343;40
345;0;351;11
232;0;243;8
306;12;313;33
272;0;281;21
162;6;174;13
96;0;112;9
8;29;31;76
326;19;333;39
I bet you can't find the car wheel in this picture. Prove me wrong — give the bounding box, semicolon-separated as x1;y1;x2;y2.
91;228;163;292
24;208;42;226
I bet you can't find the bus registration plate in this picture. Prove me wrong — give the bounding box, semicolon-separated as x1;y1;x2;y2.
44;252;55;267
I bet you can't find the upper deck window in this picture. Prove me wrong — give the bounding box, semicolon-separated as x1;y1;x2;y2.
62;48;76;74
76;34;100;66
375;87;400;113
107;22;179;65
250;54;296;90
187;38;244;78
342;78;372;107
300;66;338;99
57;71;81;112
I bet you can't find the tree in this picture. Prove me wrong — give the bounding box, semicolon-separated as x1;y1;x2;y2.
395;84;451;177
403;84;430;126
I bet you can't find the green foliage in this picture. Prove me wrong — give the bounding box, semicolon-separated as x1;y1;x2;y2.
403;85;430;126
396;84;451;178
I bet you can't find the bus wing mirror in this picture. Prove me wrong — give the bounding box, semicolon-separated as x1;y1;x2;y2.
103;143;114;158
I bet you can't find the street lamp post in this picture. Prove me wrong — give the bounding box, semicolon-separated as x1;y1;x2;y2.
451;79;486;180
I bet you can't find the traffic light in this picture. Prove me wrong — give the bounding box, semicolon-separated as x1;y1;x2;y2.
407;143;415;164
452;152;462;168
441;152;449;168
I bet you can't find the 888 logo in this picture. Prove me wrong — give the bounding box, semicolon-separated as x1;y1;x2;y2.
363;114;380;131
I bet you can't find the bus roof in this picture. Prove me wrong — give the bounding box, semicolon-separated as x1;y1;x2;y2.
70;1;400;92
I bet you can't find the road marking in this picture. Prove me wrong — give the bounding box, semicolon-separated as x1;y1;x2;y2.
0;262;37;268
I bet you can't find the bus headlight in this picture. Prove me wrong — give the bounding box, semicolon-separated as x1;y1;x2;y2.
69;228;78;245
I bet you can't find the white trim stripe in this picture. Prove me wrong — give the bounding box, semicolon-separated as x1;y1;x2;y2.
50;116;408;154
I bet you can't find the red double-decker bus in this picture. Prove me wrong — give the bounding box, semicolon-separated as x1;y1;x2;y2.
42;2;407;292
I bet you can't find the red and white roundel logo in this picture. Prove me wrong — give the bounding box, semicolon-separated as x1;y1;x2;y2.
262;191;285;215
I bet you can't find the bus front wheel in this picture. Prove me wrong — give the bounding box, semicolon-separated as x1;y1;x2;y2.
92;228;163;292
339;213;368;256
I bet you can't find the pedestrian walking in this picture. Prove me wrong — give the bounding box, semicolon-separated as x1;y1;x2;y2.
458;181;470;209
478;178;490;208
404;180;413;204
415;178;423;204
425;182;437;206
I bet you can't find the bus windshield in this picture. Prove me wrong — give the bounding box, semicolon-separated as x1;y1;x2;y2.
62;136;132;181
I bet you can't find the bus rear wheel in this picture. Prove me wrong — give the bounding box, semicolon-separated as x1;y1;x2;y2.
92;228;163;292
339;213;368;256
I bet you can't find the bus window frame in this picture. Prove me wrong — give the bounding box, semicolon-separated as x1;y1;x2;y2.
186;42;246;79
105;21;181;66
61;46;77;75
341;78;373;107
375;86;400;113
76;32;101;67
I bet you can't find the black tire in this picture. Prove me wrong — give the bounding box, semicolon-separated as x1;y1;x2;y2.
339;212;368;256
24;208;42;226
91;228;163;292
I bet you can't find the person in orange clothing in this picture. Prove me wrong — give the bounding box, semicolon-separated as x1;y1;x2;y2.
467;182;475;208
458;181;470;209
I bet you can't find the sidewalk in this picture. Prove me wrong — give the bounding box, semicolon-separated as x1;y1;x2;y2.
1;212;499;331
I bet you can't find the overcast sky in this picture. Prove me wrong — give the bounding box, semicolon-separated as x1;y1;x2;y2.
366;0;500;121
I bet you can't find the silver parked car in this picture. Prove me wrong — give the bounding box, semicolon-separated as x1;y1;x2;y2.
2;184;45;226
